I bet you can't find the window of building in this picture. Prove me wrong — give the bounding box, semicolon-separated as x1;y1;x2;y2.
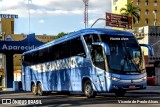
137;0;140;5
145;0;149;6
153;10;157;14
154;1;157;6
115;6;117;11
11;21;14;34
136;19;140;24
138;10;140;15
5;35;14;41
145;9;149;15
6;38;12;41
145;18;149;24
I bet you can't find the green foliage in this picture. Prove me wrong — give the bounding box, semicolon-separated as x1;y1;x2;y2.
56;32;68;39
120;3;140;24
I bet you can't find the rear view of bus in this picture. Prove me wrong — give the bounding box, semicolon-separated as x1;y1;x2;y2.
22;28;153;98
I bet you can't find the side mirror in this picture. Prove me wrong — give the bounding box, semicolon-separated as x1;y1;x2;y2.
140;44;154;56
92;42;110;55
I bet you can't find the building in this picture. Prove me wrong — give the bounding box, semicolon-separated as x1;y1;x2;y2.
112;0;160;27
133;26;160;85
112;0;160;85
0;17;56;89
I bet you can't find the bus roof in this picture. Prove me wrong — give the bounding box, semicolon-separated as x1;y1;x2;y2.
23;28;134;55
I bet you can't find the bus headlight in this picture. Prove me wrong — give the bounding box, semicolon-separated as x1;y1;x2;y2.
143;76;147;80
105;73;120;81
111;77;120;81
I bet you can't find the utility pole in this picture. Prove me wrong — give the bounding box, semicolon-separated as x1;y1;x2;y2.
83;0;89;28
25;0;32;34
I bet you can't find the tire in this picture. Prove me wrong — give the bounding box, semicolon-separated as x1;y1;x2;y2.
37;83;44;96
84;80;96;98
115;90;126;97
31;84;37;96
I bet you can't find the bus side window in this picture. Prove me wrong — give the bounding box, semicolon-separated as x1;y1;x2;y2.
59;41;71;59
92;34;100;42
23;53;32;66
48;44;59;61
84;34;100;53
39;48;49;63
92;45;105;70
70;37;86;57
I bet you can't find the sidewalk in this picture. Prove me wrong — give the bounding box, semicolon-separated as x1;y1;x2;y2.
128;86;160;94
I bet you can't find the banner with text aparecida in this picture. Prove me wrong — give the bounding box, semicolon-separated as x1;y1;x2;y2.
0;33;44;52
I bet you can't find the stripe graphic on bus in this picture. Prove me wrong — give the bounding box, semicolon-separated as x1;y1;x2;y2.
30;57;78;72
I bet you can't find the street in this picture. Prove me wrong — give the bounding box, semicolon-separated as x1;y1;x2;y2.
0;89;160;107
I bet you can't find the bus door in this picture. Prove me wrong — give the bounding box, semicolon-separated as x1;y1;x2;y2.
92;45;107;91
84;34;107;91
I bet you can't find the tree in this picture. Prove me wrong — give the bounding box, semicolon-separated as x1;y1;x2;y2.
56;32;68;39
120;3;140;24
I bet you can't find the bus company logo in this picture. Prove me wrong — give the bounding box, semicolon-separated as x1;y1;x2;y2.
31;57;79;72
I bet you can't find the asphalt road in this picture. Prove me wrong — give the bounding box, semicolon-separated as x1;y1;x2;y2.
0;91;160;107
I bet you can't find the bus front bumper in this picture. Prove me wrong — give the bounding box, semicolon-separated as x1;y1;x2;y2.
108;79;147;92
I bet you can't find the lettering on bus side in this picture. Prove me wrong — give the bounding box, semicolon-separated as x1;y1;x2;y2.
30;57;78;72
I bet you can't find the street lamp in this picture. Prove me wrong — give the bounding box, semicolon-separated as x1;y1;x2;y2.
153;10;157;26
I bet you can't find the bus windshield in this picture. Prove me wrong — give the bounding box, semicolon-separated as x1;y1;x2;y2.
100;35;145;74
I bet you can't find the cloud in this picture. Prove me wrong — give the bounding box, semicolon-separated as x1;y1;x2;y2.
0;0;111;17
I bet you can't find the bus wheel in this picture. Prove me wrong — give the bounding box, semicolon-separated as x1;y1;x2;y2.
31;84;37;95
84;80;96;98
37;83;43;96
115;90;126;97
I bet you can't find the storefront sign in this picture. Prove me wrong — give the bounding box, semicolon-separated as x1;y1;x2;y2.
0;14;18;19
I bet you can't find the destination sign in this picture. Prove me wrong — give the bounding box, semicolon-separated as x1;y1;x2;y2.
106;12;132;29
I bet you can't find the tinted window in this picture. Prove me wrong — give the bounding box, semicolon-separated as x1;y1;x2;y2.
70;37;86;57
23;37;86;66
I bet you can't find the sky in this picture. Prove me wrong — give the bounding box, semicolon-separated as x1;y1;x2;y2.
0;0;111;35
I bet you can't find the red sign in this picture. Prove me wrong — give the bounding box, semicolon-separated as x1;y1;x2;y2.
106;12;132;29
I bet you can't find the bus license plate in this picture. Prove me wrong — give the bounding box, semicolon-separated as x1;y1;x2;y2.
129;85;136;89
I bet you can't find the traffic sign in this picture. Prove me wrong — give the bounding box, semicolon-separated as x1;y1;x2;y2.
106;12;132;29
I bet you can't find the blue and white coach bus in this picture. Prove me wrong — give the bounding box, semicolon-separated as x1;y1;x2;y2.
22;28;153;98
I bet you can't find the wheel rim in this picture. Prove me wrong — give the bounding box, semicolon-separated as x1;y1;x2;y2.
85;83;92;96
32;85;36;94
38;84;42;95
